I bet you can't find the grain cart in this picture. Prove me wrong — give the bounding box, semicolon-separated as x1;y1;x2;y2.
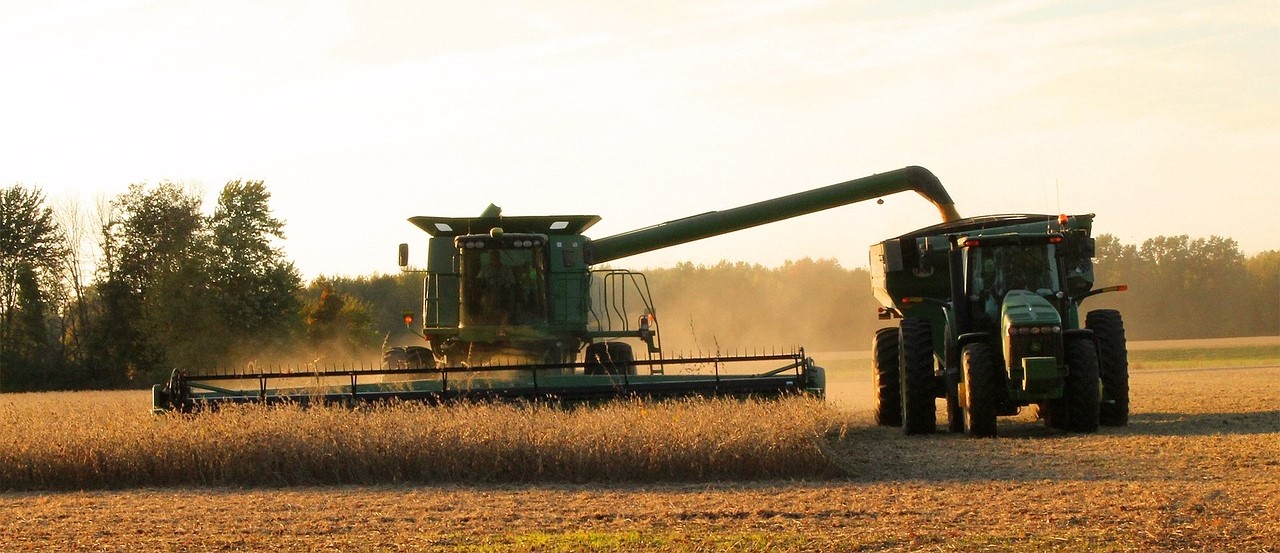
869;214;1129;437
154;167;960;412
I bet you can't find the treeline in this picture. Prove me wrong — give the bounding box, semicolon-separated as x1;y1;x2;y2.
3;178;1277;391
0;182;384;392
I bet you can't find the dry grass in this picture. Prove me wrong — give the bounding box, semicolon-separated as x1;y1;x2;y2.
0;394;843;490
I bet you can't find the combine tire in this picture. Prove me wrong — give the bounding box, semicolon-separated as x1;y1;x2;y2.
899;318;936;435
382;346;407;369
1059;336;1101;433
872;327;902;426
585;342;636;376
961;342;1000;438
403;346;436;369
1088;309;1130;426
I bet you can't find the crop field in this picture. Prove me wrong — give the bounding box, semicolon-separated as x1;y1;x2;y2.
1;338;1277;551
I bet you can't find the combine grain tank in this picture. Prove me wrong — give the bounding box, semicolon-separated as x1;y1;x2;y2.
154;166;960;412
868;214;1130;437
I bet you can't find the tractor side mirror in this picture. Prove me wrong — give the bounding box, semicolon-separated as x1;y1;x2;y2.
398;243;409;267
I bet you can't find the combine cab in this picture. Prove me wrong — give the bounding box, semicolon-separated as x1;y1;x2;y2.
154;166;962;412
869;214;1130;437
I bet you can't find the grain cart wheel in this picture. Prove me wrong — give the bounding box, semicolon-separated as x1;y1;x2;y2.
585;342;636;376
899;318;936;435
961;342;1000;438
872;327;902;427
1087;309;1130;426
1061;336;1101;433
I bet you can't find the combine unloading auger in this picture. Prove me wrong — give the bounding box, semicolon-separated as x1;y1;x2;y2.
154;166;959;412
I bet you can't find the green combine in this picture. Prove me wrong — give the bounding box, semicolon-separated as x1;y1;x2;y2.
154;166;960;412
869;214;1130;437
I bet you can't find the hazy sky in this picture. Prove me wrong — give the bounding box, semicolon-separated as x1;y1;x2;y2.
4;0;1277;279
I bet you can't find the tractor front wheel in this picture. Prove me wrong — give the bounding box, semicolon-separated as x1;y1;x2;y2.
899;318;936;435
1088;309;1130;426
872;327;902;427
1057;336;1101;433
962;342;1000;438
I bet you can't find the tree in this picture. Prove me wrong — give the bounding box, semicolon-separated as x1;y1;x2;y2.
90;182;209;382
303;283;381;362
207;180;303;357
0;184;66;391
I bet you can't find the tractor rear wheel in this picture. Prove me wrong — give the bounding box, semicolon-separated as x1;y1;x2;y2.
585;342;636;376
945;370;965;433
1060;336;1101;433
961;342;999;438
872;327;902;427
1088;309;1130;426
899;318;936;435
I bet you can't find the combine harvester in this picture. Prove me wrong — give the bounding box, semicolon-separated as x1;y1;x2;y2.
869;214;1130;437
153;166;960;412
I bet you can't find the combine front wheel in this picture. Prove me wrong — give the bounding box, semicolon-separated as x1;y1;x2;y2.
585;342;636;376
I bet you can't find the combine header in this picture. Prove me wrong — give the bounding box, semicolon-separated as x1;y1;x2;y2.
154;166;961;412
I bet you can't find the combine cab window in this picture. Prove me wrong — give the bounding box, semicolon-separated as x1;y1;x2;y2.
462;247;549;326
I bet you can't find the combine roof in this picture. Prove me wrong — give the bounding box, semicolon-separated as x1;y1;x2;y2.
408;214;602;237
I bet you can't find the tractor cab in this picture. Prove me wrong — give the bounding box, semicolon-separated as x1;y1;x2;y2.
959;233;1067;335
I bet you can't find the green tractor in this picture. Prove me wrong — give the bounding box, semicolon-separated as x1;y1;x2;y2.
869;214;1129;437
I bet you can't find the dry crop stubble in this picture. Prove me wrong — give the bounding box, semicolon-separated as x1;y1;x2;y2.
0;394;845;489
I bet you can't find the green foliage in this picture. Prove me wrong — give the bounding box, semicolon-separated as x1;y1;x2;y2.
1090;234;1273;339
0;184;66;391
302;283;381;355
207;180;303;352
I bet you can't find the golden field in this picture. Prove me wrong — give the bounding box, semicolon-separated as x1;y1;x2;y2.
0;338;1277;551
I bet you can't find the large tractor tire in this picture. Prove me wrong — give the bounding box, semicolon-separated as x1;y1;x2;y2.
961;342;1000;438
872;327;902;427
1087;309;1130;427
584;342;636;376
899;318;936;435
1058;336;1101;433
945;369;966;433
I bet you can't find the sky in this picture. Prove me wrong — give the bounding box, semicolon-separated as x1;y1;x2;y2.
3;0;1277;280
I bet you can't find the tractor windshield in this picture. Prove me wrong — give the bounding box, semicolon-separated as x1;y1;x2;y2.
968;243;1061;299
461;246;549;326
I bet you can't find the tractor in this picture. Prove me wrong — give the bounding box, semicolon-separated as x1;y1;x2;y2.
869;214;1129;437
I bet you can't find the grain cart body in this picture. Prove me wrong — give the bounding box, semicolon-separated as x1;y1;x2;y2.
869;214;1130;437
154;167;959;412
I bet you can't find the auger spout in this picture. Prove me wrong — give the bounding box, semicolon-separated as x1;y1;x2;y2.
586;166;959;264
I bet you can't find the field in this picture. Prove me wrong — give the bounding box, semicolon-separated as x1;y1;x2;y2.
1;338;1277;551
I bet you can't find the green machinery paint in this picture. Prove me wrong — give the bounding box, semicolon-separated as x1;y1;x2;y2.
868;213;1131;437
153;166;959;412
